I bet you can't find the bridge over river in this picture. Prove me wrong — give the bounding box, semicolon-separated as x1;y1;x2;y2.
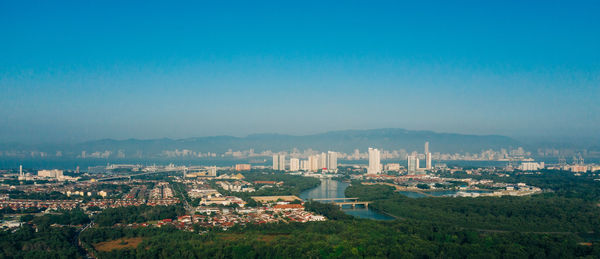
311;197;371;208
299;179;394;220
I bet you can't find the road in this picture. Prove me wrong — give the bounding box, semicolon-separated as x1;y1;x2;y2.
88;169;178;182
75;220;96;259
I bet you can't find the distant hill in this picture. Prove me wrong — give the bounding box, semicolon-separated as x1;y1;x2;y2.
61;128;521;156
0;129;526;161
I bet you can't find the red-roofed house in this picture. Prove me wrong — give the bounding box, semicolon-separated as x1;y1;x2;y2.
273;204;304;211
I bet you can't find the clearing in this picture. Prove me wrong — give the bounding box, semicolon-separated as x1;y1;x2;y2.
94;237;145;252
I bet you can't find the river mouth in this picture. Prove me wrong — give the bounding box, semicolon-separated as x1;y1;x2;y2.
299;178;394;220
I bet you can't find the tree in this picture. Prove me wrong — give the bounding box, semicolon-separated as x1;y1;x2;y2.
416;184;431;190
20;214;34;222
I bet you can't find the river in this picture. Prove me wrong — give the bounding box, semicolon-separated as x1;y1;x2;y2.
299;178;394;220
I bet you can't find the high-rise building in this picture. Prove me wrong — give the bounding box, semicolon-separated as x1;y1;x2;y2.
308;155;320;172
272;154;286;171
367;148;381;175
300;160;309;171
426;152;432;170
290;158;300;171
318;152;326;169
18;165;25;180
407;155;419;174
327;151;338;171
279;154;286;171
312;155;319;171
208;166;217;177
273;155;279;170
424;141;432;170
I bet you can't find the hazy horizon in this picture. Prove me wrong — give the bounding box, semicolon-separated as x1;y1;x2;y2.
0;127;598;147
2;1;599;143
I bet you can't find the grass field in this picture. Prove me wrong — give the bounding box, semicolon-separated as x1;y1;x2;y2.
94;237;145;252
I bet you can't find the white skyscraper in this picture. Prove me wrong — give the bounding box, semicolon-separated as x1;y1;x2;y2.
290;158;300;171
327;151;338;171
407;155;419;174
308;155;321;172
367;148;381;175
272;154;286;171
426;152;432;170
300;160;309;171
424;142;432;170
18;165;25;180
319;152;327;169
273;155;279;170
279;154;286;171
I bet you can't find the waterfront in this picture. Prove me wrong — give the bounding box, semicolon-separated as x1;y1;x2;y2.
300;178;394;220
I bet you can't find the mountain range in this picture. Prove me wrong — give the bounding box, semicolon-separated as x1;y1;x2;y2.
0;129;524;158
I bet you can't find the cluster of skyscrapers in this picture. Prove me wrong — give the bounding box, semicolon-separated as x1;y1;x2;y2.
407;142;432;174
273;142;433;174
367;142;432;175
273;151;338;172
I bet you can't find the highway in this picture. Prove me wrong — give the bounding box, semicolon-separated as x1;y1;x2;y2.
88;169;181;182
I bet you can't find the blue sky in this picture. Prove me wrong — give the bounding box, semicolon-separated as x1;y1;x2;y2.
1;0;599;143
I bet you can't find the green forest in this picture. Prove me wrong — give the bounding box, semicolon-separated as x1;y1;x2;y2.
95;205;186;227
6;201;600;258
346;183;600;233
79;214;600;258
0;225;81;258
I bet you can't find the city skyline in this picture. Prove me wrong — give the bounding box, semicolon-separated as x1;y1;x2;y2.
0;128;595;164
2;1;599;143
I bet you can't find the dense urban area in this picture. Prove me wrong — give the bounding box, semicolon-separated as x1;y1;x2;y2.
2;142;600;258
